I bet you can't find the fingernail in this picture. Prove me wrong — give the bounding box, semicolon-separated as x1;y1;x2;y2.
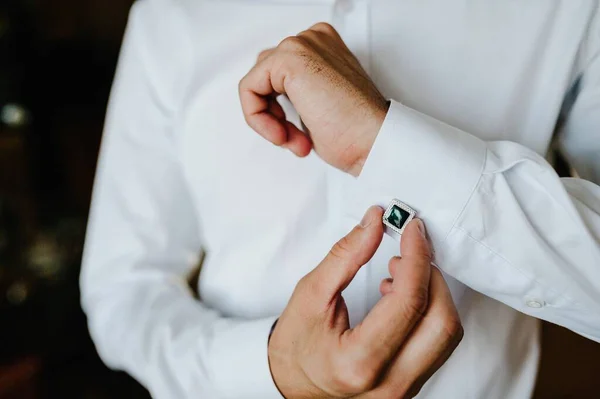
359;205;383;228
360;211;373;228
416;219;426;238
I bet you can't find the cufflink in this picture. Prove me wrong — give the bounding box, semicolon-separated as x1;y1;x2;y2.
382;199;416;235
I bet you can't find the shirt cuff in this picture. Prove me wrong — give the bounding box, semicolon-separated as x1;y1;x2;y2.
355;99;487;244
211;316;283;399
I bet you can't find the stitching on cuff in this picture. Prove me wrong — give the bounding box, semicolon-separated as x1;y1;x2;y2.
442;147;488;244
454;225;571;305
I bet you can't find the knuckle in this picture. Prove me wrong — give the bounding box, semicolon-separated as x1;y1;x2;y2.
414;248;432;264
391;385;413;399
294;274;310;295
295;274;309;290
329;235;353;262
332;357;379;394
403;382;425;399
296;272;323;298
312;22;337;35
387;256;400;276
278;35;308;51
435;312;464;345
447;315;465;342
257;49;270;61
296;273;312;292
238;74;252;97
297;28;319;41
457;323;465;342
401;285;429;321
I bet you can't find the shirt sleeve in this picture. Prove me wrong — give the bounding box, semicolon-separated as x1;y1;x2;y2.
80;2;282;398
355;14;600;343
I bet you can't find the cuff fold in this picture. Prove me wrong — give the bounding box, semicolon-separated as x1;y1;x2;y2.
355;99;487;244
211;316;283;399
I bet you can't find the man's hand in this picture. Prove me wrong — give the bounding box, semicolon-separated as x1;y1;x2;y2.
239;22;387;177
268;206;464;398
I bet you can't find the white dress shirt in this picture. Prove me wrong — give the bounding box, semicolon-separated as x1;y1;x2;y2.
81;0;600;398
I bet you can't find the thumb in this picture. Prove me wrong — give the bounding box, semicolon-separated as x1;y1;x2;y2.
399;218;431;267
310;206;384;303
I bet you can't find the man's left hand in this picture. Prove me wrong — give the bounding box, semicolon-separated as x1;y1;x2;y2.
239;22;387;177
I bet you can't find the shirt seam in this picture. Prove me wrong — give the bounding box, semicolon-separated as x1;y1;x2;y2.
442;147;488;244
454;225;577;306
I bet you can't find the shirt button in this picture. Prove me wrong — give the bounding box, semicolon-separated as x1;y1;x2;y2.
335;0;354;14
526;299;545;309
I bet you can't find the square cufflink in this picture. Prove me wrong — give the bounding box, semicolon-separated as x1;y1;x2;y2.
382;199;416;235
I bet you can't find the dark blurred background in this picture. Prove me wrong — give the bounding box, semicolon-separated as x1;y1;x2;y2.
0;0;150;397
0;1;599;398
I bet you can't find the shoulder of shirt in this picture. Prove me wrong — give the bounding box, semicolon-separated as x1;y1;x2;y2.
121;0;208;110
127;0;199;43
131;0;207;24
124;0;215;69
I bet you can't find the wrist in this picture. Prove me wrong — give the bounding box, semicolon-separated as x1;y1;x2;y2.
347;99;389;177
268;319;287;398
268;320;327;399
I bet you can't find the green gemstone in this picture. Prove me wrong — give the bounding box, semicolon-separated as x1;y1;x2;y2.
386;205;410;230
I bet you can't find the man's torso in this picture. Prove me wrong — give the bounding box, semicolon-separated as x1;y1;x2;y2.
164;1;596;397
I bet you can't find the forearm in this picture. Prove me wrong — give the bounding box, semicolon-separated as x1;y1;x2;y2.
353;100;600;341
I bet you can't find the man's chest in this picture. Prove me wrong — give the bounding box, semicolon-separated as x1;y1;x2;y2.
172;0;591;316
178;0;588;220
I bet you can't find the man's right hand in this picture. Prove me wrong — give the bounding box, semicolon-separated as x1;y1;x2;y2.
268;206;464;398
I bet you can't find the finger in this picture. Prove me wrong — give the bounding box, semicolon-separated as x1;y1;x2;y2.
363;268;464;398
281;121;312;157
268;97;313;157
350;219;432;364
306;206;384;305
257;48;274;63
399;218;431;268
239;54;288;146
268;96;286;120
239;88;288;146
308;22;344;41
302;22;364;72
385;217;431;278
388;255;399;276
379;278;393;296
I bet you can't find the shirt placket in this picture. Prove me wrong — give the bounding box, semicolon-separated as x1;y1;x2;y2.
333;0;372;74
328;0;373;326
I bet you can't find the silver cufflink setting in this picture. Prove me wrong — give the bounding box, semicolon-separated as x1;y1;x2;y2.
382;199;416;235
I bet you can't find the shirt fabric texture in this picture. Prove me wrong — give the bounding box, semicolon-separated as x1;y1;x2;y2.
81;1;600;398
